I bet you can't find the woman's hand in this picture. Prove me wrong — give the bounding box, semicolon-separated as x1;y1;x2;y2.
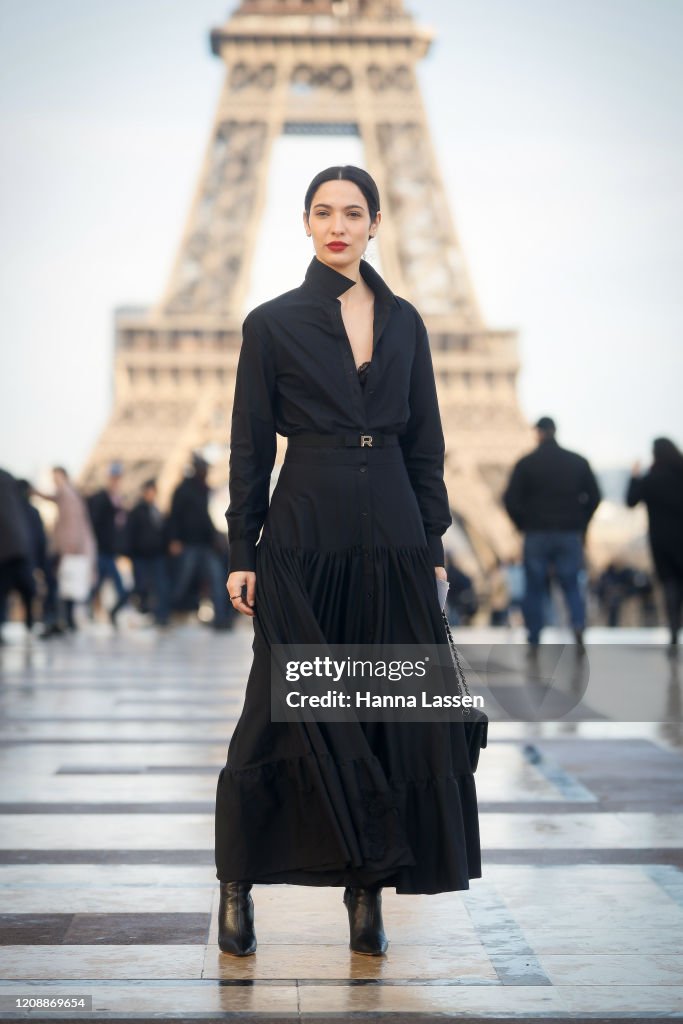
435;565;447;581
226;570;256;617
631;460;642;477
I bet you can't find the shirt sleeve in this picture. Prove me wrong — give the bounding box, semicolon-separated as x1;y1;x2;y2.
225;310;277;572
399;311;452;566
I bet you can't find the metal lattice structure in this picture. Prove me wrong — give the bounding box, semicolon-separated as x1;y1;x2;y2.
81;0;532;569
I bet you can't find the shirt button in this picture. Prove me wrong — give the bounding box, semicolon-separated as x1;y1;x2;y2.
361;511;368;517
359;466;367;473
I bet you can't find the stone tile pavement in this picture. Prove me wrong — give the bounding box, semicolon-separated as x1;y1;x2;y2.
0;623;681;1021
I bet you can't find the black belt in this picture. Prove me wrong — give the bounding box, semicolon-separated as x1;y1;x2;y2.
287;431;400;449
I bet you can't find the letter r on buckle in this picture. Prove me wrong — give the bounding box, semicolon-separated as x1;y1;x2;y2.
360;434;373;447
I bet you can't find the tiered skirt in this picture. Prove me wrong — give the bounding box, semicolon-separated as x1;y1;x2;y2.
215;442;482;894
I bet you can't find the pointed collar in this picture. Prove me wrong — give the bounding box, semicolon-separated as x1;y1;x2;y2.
302;255;400;308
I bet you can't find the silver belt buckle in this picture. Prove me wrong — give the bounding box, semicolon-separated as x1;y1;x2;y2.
360;434;373;447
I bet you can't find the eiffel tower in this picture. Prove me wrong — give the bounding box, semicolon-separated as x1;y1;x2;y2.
81;0;531;570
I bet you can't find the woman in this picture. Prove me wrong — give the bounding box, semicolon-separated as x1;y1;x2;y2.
626;437;683;652
33;467;97;633
215;165;482;956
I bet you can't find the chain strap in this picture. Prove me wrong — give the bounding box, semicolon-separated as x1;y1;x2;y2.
441;609;473;718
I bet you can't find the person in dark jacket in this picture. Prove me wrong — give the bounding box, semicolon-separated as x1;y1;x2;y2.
87;461;130;626
16;479;49;631
16;480;47;575
20;477;65;637
0;468;35;639
168;453;232;629
503;416;601;652
626;437;683;652
444;552;478;626
126;479;170;626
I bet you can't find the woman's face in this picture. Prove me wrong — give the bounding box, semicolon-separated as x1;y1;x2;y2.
304;178;380;270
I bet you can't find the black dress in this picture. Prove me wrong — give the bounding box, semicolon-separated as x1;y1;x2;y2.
214;255;482;895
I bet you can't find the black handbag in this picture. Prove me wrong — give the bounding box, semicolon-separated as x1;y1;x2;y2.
441;609;489;772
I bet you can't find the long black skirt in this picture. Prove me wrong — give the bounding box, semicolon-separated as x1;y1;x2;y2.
215;442;482;894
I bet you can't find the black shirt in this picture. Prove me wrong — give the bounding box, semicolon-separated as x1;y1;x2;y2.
168;476;217;546
503;438;601;533
87;488;127;556
226;254;452;571
126;500;167;558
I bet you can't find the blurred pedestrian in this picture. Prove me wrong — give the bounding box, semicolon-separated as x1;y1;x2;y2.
168;454;232;630
126;479;170;626
33;467;97;634
595;560;635;628
87;461;130;627
503;558;525;625
16;479;49;631
0;468;35;639
626;437;683;653
632;570;658;627
444;552;478;626
488;557;511;627
16;479;48;575
503;416;601;653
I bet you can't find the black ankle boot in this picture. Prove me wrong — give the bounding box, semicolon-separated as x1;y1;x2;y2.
343;885;388;955
218;882;257;956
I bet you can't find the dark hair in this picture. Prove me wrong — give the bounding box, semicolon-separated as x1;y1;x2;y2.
652;437;683;469
142;478;157;491
534;416;556;436
304;165;380;225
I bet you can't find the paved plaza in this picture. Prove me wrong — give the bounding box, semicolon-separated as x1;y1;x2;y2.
0;620;682;1022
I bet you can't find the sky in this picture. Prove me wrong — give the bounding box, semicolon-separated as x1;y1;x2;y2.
0;0;681;484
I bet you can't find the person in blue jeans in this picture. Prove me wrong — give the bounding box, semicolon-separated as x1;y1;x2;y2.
87;462;130;627
126;479;170;626
167;453;233;630
503;416;601;653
